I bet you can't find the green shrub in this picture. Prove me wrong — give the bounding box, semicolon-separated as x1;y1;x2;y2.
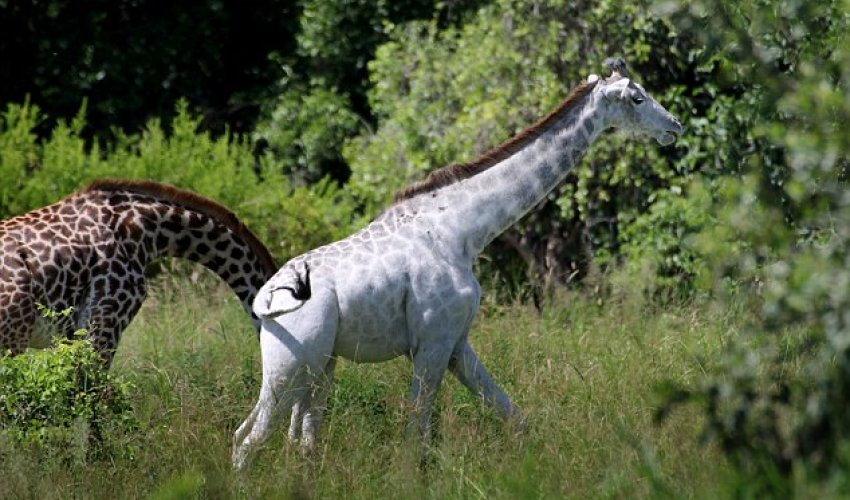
617;183;711;298
0;333;137;458
255;85;362;184
241;176;365;259
0;98;43;216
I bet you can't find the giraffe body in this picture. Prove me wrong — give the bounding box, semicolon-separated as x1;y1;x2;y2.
233;59;684;469
0;180;277;365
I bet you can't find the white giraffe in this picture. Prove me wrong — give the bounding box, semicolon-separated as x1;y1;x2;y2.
233;58;684;469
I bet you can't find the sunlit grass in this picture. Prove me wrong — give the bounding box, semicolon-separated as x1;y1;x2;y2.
0;273;736;499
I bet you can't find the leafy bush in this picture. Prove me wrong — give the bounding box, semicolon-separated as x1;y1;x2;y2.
0;332;137;458
617;184;711;298
243;176;366;259
255;85;362;184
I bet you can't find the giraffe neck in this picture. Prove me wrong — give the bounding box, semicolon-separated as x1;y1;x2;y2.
99;190;276;328
424;90;605;258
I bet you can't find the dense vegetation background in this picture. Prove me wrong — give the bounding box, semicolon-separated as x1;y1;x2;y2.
1;0;850;496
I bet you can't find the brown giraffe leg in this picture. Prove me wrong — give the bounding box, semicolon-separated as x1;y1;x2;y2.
79;290;146;367
75;294;143;452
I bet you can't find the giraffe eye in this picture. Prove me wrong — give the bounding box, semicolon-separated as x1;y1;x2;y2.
631;95;645;105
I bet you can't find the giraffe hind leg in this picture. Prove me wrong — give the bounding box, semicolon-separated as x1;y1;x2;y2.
232;368;309;471
234;291;339;470
235;402;263;449
288;398;304;443
290;358;336;453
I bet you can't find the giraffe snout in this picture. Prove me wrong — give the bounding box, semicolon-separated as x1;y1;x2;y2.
670;117;684;135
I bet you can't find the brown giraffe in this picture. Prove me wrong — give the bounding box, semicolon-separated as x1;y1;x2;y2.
0;179;282;366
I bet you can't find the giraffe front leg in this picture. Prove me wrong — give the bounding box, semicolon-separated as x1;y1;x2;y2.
409;345;453;467
449;339;525;428
81;303;142;367
77;277;147;367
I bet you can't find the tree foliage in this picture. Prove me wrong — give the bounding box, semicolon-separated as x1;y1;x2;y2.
255;0;485;183
0;0;301;137
255;85;363;184
655;0;850;492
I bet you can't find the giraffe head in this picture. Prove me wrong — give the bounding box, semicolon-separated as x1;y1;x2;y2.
588;57;683;146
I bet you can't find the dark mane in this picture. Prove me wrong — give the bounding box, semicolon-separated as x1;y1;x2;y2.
82;179;278;274
392;80;598;203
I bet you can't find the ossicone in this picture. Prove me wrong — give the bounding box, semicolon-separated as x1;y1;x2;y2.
603;57;629;81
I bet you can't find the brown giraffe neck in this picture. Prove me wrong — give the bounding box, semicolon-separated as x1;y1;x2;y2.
84;180;277;323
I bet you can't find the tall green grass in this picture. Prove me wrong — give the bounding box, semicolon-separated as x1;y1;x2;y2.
0;273;736;499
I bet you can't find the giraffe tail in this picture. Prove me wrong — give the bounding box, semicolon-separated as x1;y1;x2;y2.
253;263;312;319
